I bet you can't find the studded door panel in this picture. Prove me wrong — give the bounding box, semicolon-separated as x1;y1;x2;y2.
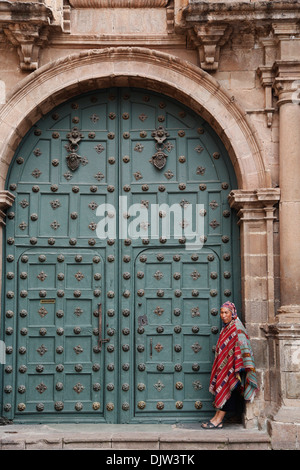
3;90;119;422
14;251;104;416
2;88;239;423
134;249;220;417
116;89;238;423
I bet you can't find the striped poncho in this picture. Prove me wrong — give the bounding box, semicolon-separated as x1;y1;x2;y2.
209;317;258;409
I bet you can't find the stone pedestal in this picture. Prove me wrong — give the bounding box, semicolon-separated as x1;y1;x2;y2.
264;321;300;449
275;62;300;313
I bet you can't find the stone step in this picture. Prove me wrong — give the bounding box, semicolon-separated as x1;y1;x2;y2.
0;423;272;450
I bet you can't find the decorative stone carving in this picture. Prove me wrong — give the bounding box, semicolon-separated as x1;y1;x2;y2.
3;22;49;71
257;67;276;127
1;1;70;71
182;1;300;75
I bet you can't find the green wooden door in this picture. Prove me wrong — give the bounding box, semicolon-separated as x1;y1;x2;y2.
1;88;239;423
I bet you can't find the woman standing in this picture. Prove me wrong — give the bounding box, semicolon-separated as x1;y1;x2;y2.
201;301;258;429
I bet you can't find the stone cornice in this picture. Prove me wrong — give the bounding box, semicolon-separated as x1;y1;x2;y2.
0;190;15;226
0;190;15;211
187;23;232;71
0;1;53;23
0;1;69;71
179;1;300;77
273;60;300;105
68;0;169;6
182;1;300;24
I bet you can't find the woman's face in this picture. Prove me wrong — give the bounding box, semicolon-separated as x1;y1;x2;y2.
220;307;233;324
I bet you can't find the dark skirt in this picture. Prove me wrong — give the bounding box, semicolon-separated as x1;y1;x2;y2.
221;386;243;412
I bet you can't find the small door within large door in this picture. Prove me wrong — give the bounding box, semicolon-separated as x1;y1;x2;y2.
2;88;239;423
15;251;105;417
133;248;220;420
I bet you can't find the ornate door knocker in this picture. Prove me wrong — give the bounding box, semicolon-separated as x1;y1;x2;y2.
65;127;85;171
150;126;170;170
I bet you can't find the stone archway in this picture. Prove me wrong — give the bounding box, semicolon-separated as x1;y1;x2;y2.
0;47;270;191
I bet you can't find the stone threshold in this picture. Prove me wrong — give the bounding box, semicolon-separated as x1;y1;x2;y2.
0;423;271;450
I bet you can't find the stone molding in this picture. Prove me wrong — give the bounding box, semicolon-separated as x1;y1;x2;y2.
228;188;281;212
0;190;15;226
49;35;185;49
69;0;169;6
0;1;53;22
181;1;300;24
0;47;269;191
3;23;50;71
264;319;300;339
180;0;300;81
276;306;300;323
228;188;280;324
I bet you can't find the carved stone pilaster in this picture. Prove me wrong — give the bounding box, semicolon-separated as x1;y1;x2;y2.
229;188;280;429
273;60;300;106
256;37;278;127
228;189;280;324
257;66;276;127
272;59;300;321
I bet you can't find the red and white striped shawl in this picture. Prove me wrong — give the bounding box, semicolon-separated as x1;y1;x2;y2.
209;318;258;409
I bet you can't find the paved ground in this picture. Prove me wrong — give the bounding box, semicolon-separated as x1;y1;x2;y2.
0;422;272;450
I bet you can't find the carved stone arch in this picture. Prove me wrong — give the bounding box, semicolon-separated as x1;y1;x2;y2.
0;46;270;190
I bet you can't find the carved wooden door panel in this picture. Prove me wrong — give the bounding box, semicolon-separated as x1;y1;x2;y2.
117;90;238;422
2;88;239;424
3;91;119;423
